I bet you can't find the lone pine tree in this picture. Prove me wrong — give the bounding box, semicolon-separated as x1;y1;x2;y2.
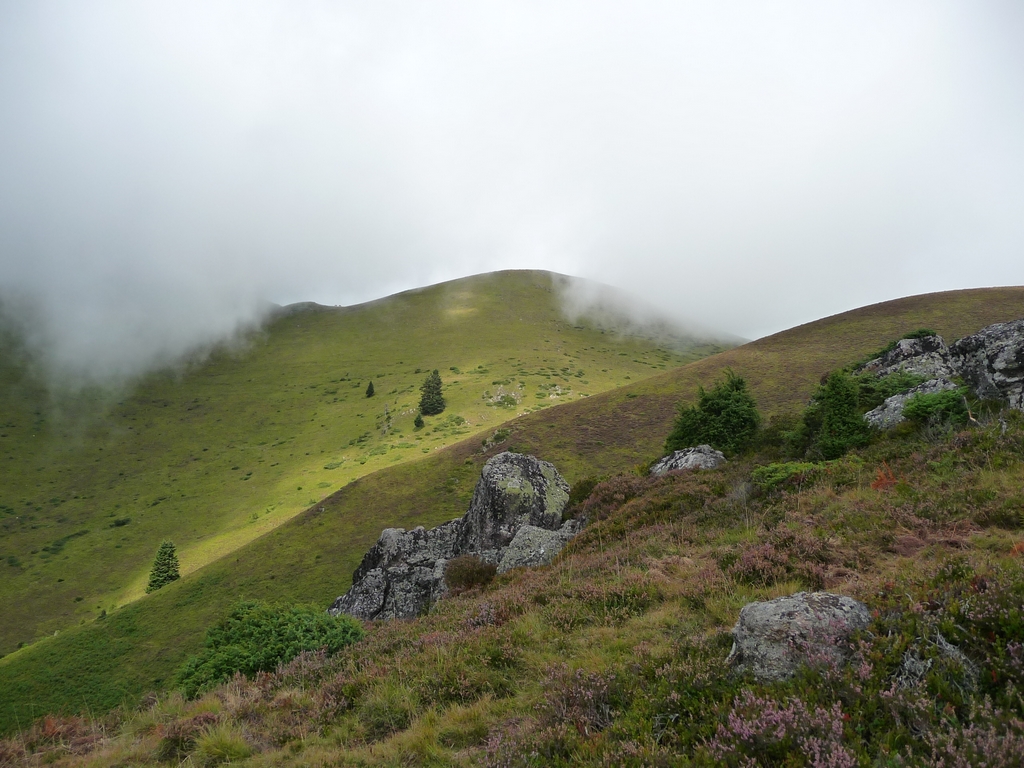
418;369;446;415
146;540;180;593
365;381;375;398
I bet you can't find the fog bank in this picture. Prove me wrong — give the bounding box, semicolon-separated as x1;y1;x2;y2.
1;1;1022;383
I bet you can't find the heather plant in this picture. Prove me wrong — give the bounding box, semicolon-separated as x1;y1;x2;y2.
444;555;497;595
706;690;855;768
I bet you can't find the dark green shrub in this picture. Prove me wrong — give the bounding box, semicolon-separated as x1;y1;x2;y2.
665;370;761;456
145;541;180;593
175;601;363;698
750;462;823;492
365;381;375;398
903;389;969;426
444;555;497;594
418;369;446;415
792;371;870;460
413;413;424;430
855;370;927;410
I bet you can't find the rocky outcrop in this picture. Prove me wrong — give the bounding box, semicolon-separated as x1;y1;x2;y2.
726;592;871;681
858;335;954;379
456;451;570;561
863;378;958;430
497;519;583;574
950;319;1024;411
649;445;726;476
327;520;461;620
857;321;1024;427
328;452;576;621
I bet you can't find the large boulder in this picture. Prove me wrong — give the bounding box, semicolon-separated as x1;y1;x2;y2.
726;592;871;681
327;519;461;621
649;445;726;476
497;519;583;574
950;319;1024;411
329;452;575;621
456;452;570;560
858;335;954;379
864;378;959;430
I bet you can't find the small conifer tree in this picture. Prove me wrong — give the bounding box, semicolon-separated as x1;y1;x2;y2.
665;370;761;456
414;413;425;429
418;369;446;415
365;381;375;398
146;540;180;593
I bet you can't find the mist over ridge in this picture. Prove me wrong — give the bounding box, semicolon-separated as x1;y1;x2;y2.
1;2;1023;385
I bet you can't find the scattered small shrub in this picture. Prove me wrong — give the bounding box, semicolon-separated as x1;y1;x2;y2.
413;413;424;430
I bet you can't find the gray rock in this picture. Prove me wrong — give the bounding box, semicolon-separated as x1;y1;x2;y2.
327;519;462;620
950;319;1024;411
329;452;576;621
726;591;871;681
457;452;570;554
649;445;726;476
497;519;583;574
858;335;954;379
864;378;959;430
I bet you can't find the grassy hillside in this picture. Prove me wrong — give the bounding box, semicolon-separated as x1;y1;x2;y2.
0;270;717;657
0;285;1020;737
4;290;1024;765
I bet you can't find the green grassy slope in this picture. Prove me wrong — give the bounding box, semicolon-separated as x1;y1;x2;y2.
0;285;1020;734
0;270;717;657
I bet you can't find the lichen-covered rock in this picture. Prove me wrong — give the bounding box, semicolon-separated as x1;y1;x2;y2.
330;453;576;621
858;335;954;379
497;519;583;574
726;592;871;681
649;445;726;476
950;319;1024;411
327;519;462;620
456;452;570;557
864;378;958;430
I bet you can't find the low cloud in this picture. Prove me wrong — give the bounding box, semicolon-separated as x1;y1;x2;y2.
1;1;1022;384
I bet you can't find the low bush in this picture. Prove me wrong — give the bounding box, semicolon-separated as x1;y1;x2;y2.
175;601;364;698
445;556;497;595
903;388;969;427
750;461;823;492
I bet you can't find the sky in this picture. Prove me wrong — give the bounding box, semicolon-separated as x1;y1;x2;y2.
1;1;1023;382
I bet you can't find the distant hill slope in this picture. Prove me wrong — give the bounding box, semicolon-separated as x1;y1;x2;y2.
0;270;719;658
0;284;1021;734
